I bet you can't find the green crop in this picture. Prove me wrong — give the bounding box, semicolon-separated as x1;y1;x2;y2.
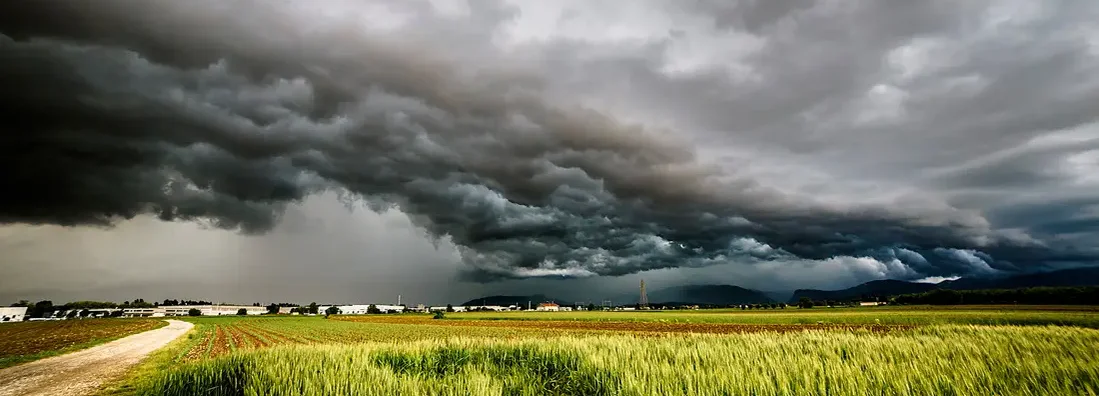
133;325;1099;396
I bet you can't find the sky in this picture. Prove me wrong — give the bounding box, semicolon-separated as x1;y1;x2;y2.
1;0;1097;306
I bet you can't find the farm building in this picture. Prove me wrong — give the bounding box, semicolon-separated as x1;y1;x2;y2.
859;301;886;306
278;306;296;314
321;304;405;314
536;302;560;311
0;307;28;322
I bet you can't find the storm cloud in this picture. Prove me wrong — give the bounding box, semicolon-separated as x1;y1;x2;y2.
1;0;1097;283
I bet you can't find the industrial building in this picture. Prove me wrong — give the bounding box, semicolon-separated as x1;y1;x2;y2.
0;307;27;322
122;305;267;317
322;304;405;314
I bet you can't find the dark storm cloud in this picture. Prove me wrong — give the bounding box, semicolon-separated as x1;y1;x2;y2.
1;1;1096;282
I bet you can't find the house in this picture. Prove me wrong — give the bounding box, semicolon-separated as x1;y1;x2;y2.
279;306;296;314
0;307;28;322
535;302;559;311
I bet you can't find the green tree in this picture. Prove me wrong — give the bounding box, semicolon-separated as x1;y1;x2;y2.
79;309;91;318
798;297;814;309
11;300;30;307
433;311;446;320
187;308;202;316
307;302;319;315
325;306;341;316
445;304;454;313
367;304;382;314
587;303;596;312
266;304;279;314
237;308;248;316
28;300;54;319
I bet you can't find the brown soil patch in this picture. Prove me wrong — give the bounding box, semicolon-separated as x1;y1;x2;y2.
208;325;231;357
235;325;270;348
0;320;164;367
336;316;912;334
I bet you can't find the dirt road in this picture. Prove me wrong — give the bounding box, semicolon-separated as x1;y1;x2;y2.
0;319;193;396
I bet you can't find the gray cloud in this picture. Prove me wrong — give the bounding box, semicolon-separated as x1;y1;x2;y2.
0;0;1096;289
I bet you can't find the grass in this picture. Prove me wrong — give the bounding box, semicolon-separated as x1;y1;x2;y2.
97;307;1099;395
0;319;165;369
127;325;1099;395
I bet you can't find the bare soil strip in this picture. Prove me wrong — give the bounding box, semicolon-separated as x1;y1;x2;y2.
337;316;913;334
0;320;193;396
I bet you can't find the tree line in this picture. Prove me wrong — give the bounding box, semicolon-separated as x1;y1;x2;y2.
890;286;1099;305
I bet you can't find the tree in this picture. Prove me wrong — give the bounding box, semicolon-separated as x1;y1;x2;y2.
187;308;202;316
307;302;319;315
325;306;341;316
79;309;91;318
267;304;279;315
587;303;596;312
367;304;382;314
798;297;814;309
27;300;54;319
433;311;446;320
237;308;248;316
11;300;30;307
66;310;78;319
110;310;124;317
445;304;454;313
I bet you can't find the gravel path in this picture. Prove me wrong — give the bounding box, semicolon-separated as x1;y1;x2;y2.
0;320;193;396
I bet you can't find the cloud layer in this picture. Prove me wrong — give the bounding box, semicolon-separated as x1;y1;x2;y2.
1;1;1096;283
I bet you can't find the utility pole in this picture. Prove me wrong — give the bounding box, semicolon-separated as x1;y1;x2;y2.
397;295;401;306
639;279;648;309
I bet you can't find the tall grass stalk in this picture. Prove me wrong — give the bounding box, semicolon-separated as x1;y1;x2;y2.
137;325;1099;396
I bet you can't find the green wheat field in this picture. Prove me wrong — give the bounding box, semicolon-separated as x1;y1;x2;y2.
100;306;1099;396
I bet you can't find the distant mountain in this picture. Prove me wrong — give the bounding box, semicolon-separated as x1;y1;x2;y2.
459;295;566;307
623;285;774;305
789;267;1099;303
940;267;1099;290
790;280;938;303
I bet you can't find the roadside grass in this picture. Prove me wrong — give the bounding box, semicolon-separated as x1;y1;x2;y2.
0;319;166;369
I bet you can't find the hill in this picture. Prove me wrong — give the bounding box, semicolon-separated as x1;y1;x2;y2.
625;285;774;305
789;267;1099;303
790;280;938;303
459;295;566;307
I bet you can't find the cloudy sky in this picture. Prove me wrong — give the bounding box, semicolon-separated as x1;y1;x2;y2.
1;0;1097;305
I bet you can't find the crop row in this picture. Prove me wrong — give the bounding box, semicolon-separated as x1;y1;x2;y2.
336;315;913;334
445;307;1099;327
172;317;594;361
136;325;1099;395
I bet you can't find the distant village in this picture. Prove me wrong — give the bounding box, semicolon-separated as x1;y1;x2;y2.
4;299;693;322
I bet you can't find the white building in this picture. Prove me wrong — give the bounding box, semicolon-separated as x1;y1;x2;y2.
278;306;296;314
859;301;886;307
536;303;560;312
430;306;467;312
0;307;28;322
321;304;406;314
122;308;163;318
122;305;267;318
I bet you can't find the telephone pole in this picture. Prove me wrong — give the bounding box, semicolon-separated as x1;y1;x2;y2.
639;279;649;309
